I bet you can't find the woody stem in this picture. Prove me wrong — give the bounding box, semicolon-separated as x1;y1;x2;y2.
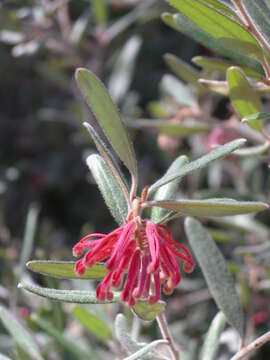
156;311;179;360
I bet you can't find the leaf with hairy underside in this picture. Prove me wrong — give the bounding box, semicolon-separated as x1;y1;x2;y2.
151;155;189;223
87;154;128;225
227;67;262;132
27;260;107;280
185;218;244;337
162;13;263;74
83;122;129;204
76;68;137;178
145;198;268;217
201;312;227;360
148;139;246;196
168;0;262;61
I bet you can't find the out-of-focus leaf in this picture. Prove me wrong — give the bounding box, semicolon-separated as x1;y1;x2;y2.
0;306;43;360
242;0;270;44
227;67;262;131
164;53;201;87
132;301;165;322
109;36;142;104
72;306;112;340
193;56;262;78
83;122;130;205
92;0;108;26
18;282;120;304
234;142;270;157
201;312;227;360
160;75;197;107
242;112;270;132
0;353;12;360
198;79;228;95
162;13;263;73
145;198;268;217
87;154;129;225
168;0;262;61
148;139;246;195
30;314;90;360
185;218;245;337
151;155;189;223
27;260;107;280
127;119;210;137
124;340;169;360
75;68;137;178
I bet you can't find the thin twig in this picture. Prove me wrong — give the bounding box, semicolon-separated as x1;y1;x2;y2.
156;312;179;360
230;330;270;360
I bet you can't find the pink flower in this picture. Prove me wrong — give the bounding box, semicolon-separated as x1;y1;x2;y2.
73;217;194;306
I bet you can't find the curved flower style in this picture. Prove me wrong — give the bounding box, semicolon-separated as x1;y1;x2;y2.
73;216;194;306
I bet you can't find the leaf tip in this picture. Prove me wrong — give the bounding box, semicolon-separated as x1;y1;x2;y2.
17;282;23;289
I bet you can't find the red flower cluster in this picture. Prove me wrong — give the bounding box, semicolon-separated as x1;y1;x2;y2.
73;217;194;306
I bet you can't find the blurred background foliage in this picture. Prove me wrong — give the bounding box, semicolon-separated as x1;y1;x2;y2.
1;0;270;359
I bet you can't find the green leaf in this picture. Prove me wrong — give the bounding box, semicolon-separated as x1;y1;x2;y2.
162;13;263;74
127;119;210;137
75;68;137;178
18;282;120;304
0;306;43;360
148;138;246;195
92;0;108;26
87;154;128;224
198;79;228;96
168;0;262;60
145;198;268;217
185;218;244;337
108;36;142;104
30;314;90;360
151;155;189;223
201;312;227;360
72;306;112;340
124;340;169;360
242;112;270;133
83;122;130;205
193;56;263;78
242;0;270;44
227;67;262;131
160;75;197;107
132;301;165;322
27;260;107;280
200;0;237;19
164;53;201;87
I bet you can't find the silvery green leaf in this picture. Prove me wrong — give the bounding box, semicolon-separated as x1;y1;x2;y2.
185;218;244;337
160;75;197;107
151;155;189;223
87;154;128;225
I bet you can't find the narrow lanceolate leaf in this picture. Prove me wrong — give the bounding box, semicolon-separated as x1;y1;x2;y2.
168;0;262;61
30;314;90;360
145;199;268;217
242;112;270;133
162;13;263;74
148;139;246;195
127;119;210;137
198;79;228;96
227;67;262;132
0;306;43;360
199;0;237;19
185;218;244;337
164;53;201;87
124;340;169;360
0;354;12;360
27;260;107;280
132;301;165;322
201;312;227;360
161;75;197;107
242;0;270;44
75;68;137;178
151;155;189;223
83;122;130;204
72;306;112;340
87;154;128;225
234;142;270;157
192;56;262;78
18;282;120;304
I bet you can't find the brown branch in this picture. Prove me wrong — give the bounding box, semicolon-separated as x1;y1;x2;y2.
156;311;179;360
230;330;270;360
